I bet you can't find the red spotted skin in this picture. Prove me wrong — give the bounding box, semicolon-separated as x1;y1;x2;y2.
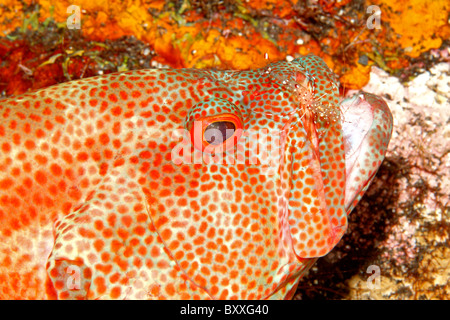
0;55;393;299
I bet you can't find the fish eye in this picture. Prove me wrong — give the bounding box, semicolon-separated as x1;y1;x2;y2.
189;114;243;153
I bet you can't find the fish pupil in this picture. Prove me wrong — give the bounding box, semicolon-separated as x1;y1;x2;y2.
204;121;236;145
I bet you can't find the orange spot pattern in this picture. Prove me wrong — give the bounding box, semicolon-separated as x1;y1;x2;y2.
0;55;393;299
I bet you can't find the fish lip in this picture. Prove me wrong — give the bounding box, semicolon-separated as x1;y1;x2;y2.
284;105;348;260
341;91;393;210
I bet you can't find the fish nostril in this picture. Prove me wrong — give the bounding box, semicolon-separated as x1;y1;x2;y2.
204;121;236;145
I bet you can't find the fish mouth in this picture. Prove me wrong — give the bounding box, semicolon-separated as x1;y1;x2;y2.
340;92;393;210
284;91;393;261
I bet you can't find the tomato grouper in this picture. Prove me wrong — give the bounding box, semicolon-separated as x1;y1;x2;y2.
0;55;393;299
